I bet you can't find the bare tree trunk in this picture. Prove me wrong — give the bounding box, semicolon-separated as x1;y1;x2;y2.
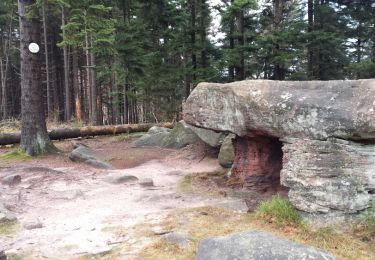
18;0;55;155
84;13;92;123
307;0;314;78
90;36;98;125
62;7;71;121
72;48;82;121
42;2;52;119
229;0;235;81
189;0;197;90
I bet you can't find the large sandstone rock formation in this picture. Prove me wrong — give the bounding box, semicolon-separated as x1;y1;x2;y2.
184;79;375;214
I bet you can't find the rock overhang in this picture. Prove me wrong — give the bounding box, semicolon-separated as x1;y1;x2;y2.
183;79;375;214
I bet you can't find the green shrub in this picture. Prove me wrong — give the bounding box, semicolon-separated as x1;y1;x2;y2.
255;195;303;227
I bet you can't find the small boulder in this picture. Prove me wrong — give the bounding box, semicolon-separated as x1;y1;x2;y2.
105;174;139;184
218;134;235;168
189;125;226;147
1;175;21;186
139;178;154;187
69;145;113;169
0;249;6;260
162;232;192;248
0;202;17;224
132;126;171;147
23;218;43;230
162;121;200;149
196;231;336;260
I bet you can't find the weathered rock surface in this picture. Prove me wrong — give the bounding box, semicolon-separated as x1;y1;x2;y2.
162;231;192;248
0;202;16;224
218;134;235;168
69;145;114;169
1;175;21;186
184;80;375;140
189;125;226;147
0;249;6;260
281;138;375;213
196;231;336;260
132;126;171;147
105;174;139;184
231;136;284;192
183;79;375;214
162;121;200;149
138;178;154;187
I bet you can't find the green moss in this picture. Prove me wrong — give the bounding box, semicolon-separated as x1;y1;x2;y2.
1;149;32;161
0;220;18;236
114;132;146;142
255;195;304;227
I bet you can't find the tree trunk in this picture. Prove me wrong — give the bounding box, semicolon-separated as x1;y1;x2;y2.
229;0;235;81
90;36;98;125
72;48;82;121
237;10;245;80
372;4;375;62
62;7;71;121
0;123;174;146
189;0;197;87
84;14;92;123
307;0;314;77
200;0;208;69
18;0;55;155
42;2;52;119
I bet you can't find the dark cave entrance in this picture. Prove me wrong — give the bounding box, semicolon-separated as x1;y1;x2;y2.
231;135;287;195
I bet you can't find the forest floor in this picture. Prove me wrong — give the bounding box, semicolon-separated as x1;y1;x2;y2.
0;135;247;259
0;135;374;260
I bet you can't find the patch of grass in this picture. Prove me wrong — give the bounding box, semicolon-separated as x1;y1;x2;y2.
0;220;18;235
178;175;193;193
255;195;304;228
353;201;375;243
1;149;32;161
178;171;229;195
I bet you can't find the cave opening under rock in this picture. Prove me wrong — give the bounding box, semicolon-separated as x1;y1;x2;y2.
231;135;287;195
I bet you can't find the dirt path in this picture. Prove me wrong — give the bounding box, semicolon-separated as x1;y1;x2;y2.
0;137;246;259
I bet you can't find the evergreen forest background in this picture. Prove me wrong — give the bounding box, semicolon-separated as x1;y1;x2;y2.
0;0;374;125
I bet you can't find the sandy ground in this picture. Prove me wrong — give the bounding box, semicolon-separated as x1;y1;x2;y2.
0;136;247;259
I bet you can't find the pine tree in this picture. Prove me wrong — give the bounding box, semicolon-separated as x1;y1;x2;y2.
18;0;55;155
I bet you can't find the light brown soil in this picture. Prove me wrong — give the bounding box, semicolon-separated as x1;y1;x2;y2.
0;136;247;259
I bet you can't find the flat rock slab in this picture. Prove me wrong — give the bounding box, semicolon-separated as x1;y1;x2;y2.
196;231;336;260
184;79;375;140
69;145;114;169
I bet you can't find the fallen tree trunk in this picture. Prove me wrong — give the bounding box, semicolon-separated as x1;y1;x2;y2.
0;123;173;146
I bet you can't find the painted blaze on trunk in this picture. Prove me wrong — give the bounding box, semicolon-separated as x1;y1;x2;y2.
18;0;54;155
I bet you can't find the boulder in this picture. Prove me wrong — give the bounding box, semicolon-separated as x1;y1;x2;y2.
218;134;235;168
138;178;154;187
184;80;375;140
189;125;226;147
0;202;16;224
183;79;375;214
281;138;375;214
132;126;171;147
0;249;6;260
162;121;200;149
196;231;336;260
1;175;21;186
105;174;139;184
69;145;114;169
